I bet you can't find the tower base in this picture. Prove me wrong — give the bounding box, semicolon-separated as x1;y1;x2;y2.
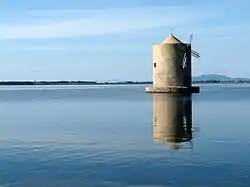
145;86;200;94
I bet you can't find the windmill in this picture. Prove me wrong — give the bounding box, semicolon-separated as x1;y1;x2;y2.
146;32;200;94
177;34;200;69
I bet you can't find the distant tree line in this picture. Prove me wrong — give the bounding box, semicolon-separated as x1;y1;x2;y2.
0;80;249;86
0;81;153;85
193;80;250;84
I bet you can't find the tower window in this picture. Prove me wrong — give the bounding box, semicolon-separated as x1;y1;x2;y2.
154;63;156;67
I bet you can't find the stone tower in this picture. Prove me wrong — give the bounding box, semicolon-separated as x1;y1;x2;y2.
146;33;200;94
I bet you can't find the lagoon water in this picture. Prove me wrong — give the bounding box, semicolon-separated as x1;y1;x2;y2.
0;84;250;186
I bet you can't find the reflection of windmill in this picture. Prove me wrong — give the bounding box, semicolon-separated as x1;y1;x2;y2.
177;34;200;69
153;94;193;150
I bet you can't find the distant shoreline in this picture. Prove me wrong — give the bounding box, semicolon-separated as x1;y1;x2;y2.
0;80;249;85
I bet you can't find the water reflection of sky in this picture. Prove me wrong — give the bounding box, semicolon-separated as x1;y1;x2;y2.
0;85;250;186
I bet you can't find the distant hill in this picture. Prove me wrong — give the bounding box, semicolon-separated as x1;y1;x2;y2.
193;74;250;82
193;74;232;81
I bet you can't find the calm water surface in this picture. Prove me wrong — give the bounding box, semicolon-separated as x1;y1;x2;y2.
0;84;250;187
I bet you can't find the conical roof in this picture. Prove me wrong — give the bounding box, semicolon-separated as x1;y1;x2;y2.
162;33;183;44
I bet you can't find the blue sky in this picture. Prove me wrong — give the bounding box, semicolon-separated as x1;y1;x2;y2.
0;0;249;81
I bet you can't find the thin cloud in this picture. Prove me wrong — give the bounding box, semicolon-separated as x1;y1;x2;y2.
0;6;215;40
189;24;250;40
0;45;145;51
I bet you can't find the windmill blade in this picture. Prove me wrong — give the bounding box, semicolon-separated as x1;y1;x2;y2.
191;53;199;58
189;34;200;58
191;52;200;58
191;51;200;58
176;43;195;53
175;43;200;58
182;53;187;68
176;45;200;58
189;34;193;44
191;50;200;56
192;54;200;58
191;53;200;58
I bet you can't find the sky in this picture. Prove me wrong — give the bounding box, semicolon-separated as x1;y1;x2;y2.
0;0;249;81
